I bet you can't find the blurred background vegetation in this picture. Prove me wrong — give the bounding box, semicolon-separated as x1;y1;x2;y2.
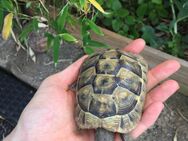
97;0;188;59
0;0;188;64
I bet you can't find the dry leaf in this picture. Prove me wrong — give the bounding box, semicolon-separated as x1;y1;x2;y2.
88;0;105;13
2;13;14;40
28;47;36;62
173;129;178;141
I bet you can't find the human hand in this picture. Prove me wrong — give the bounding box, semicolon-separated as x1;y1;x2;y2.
4;39;180;141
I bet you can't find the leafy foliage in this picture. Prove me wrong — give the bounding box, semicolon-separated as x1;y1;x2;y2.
1;0;188;63
0;0;108;65
97;0;188;58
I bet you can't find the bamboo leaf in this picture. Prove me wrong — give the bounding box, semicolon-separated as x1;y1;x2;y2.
0;8;3;30
57;3;69;32
80;0;86;8
1;0;14;11
83;46;94;54
53;36;61;67
45;32;54;49
2;13;13;40
58;33;77;42
81;19;91;44
88;0;105;13
86;40;109;48
86;19;104;35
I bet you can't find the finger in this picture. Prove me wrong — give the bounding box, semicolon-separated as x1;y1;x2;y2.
123;38;145;54
147;60;180;91
130;102;164;139
144;80;179;109
56;55;88;90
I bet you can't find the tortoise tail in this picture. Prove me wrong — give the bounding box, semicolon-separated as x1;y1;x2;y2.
95;128;114;141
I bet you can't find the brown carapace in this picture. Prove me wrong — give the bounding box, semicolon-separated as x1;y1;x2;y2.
75;49;148;141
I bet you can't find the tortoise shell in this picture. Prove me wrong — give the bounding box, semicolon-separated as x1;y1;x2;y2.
75;49;148;133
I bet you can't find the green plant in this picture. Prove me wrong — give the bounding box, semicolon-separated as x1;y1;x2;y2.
1;0;188;63
0;0;108;66
96;0;188;58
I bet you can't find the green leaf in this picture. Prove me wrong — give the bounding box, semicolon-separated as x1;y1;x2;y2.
58;33;77;42
86;40;109;48
115;9;129;18
57;3;69;32
53;36;61;67
103;11;113;18
106;0;113;9
80;0;86;8
0;8;3;31
152;0;162;5
182;34;188;44
112;0;122;11
83;46;95;55
103;18;112;27
19;19;38;42
1;0;14;11
86;19;104;36
174;0;182;11
138;0;145;4
156;5;168;18
169;20;176;34
51;19;59;31
141;25;159;48
45;32;54;49
130;27;139;38
112;19;122;32
123;24;129;33
177;2;188;23
81;19;90;44
156;23;169;33
136;3;148;18
149;11;158;24
125;16;135;25
66;14;78;26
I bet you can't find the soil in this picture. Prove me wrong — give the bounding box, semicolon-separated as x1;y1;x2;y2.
0;34;188;141
135;93;188;141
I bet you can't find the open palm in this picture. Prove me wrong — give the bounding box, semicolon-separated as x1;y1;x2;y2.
4;39;180;141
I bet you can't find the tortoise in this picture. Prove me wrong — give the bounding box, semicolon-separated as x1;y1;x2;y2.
75;49;148;141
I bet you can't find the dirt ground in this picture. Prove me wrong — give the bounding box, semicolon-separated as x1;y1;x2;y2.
135;92;188;141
